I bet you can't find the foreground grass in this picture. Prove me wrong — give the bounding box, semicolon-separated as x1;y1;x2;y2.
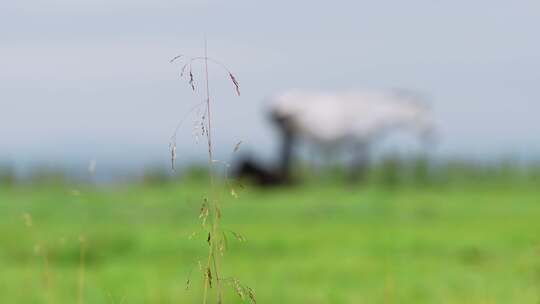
0;180;539;303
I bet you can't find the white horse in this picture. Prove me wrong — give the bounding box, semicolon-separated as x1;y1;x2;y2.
268;89;436;179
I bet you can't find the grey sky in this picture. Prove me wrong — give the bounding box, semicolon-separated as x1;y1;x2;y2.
1;0;539;172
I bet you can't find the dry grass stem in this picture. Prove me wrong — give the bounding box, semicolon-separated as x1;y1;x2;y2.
170;41;253;304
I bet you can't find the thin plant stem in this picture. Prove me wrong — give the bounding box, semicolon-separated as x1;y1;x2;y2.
171;40;250;304
202;37;223;304
78;236;86;304
42;247;51;304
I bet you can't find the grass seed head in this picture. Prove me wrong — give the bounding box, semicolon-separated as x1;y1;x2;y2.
169;142;177;170
207;267;213;288
189;68;195;91
233;141;243;152
229;72;240;96
169;54;183;63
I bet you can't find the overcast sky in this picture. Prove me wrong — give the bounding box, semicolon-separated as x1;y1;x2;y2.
1;0;539;173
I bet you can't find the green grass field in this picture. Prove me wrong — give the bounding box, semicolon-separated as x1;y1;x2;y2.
1;179;539;303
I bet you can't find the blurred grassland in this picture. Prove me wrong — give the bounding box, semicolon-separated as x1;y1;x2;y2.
0;163;540;303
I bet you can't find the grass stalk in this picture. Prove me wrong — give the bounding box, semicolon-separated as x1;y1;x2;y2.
170;39;252;304
78;236;86;304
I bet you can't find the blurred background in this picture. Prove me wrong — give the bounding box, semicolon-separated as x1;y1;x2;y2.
1;1;540;303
